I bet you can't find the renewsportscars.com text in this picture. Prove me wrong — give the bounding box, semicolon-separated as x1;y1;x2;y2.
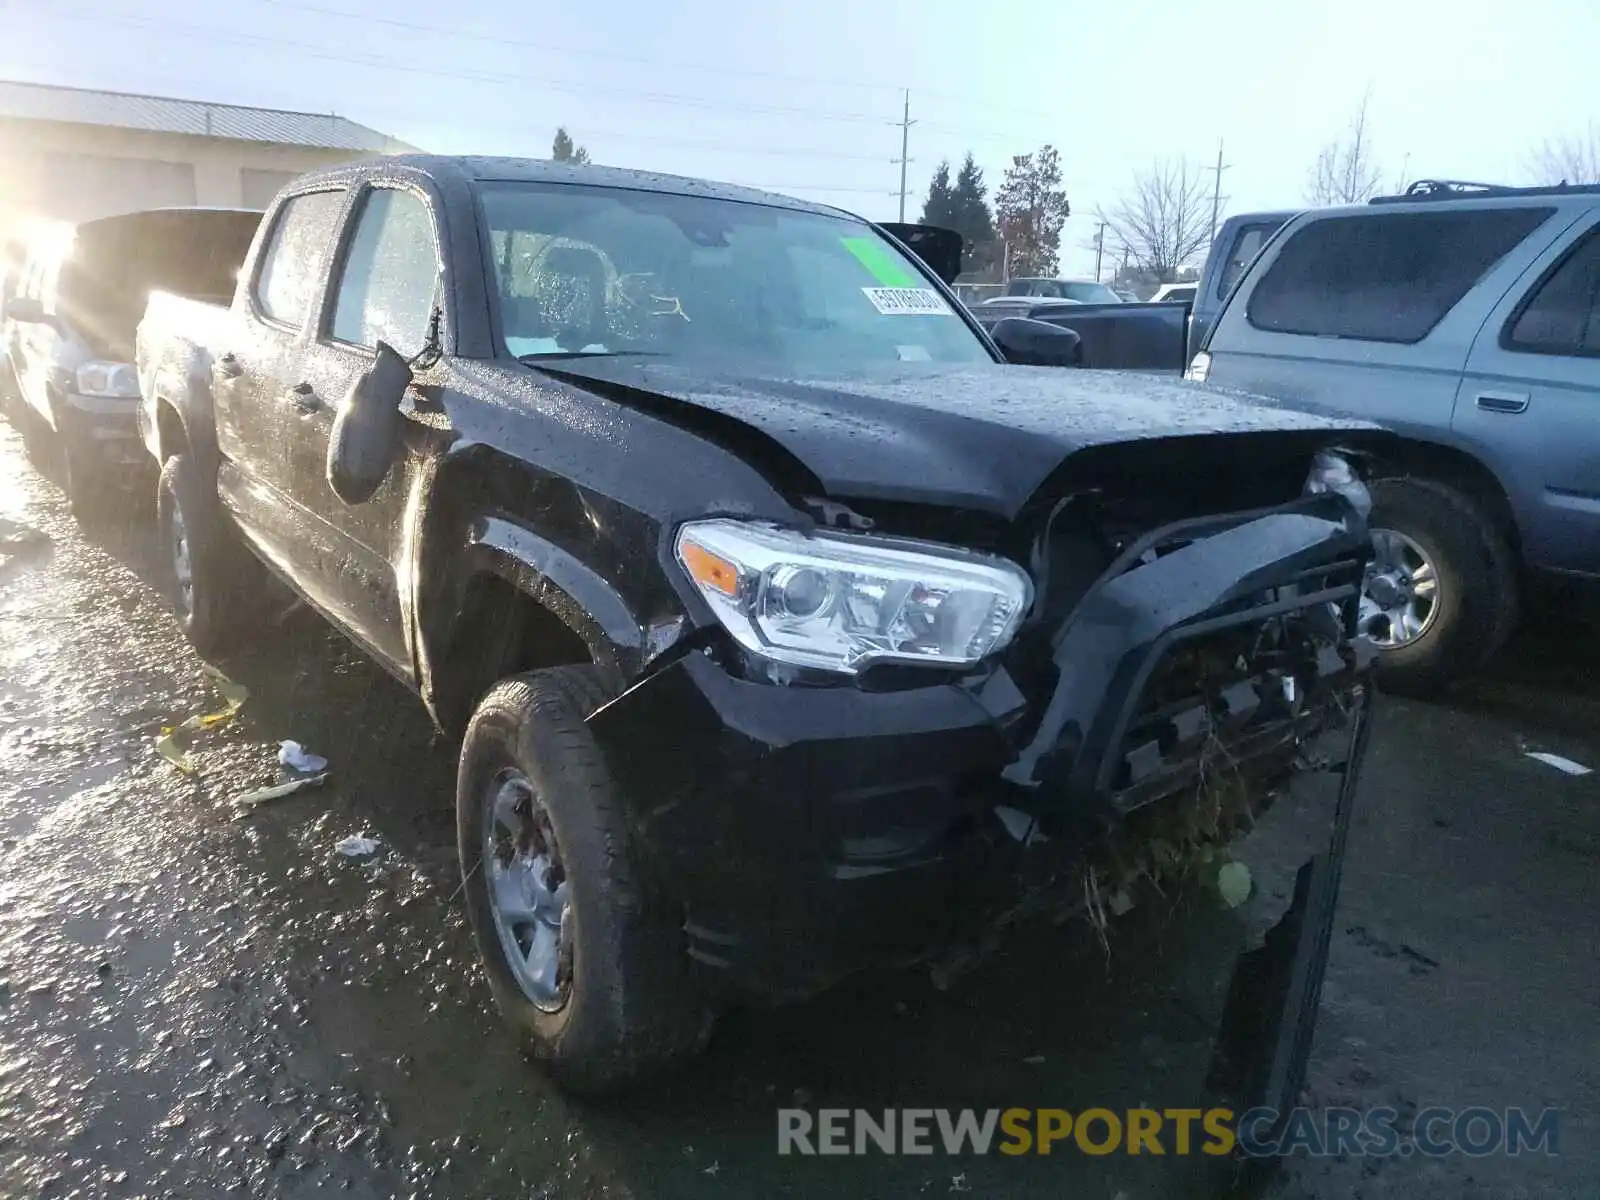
777;1106;1561;1159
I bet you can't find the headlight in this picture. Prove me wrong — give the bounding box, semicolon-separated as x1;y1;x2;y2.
1304;449;1371;517
1184;350;1211;382
674;519;1033;674
75;360;139;398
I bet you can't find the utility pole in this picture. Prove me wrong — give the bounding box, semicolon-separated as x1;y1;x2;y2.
892;90;916;222
1206;139;1231;241
1093;221;1108;282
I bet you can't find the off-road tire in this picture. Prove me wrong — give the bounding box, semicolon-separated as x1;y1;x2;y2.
1366;476;1518;695
458;665;711;1094
156;453;264;658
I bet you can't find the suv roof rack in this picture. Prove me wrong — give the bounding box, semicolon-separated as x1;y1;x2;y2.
1369;178;1600;204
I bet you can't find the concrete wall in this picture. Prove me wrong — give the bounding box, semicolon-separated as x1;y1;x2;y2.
0;117;381;241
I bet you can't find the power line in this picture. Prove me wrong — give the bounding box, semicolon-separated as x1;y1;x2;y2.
43;5;901;126
43;2;1062;147
221;0;1069;124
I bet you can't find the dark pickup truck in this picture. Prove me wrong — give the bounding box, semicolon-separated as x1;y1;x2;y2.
2;208;262;516
971;212;1295;372
136;155;1379;1096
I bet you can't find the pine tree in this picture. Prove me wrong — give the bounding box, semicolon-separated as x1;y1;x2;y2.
552;127;591;164
920;161;956;227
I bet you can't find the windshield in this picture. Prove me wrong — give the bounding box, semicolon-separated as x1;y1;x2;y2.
476;182;992;370
1061;281;1121;303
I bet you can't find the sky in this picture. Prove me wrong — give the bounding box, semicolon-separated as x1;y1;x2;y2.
4;0;1598;275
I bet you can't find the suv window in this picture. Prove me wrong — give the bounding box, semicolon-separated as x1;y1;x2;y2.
254;190;346;328
1506;228;1600;358
1246;208;1554;344
1216;222;1282;299
330;188;439;357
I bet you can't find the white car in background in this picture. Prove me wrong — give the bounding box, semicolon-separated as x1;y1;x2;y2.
1149;282;1198;304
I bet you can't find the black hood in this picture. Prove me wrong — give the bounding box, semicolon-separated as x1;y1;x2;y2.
538;360;1377;518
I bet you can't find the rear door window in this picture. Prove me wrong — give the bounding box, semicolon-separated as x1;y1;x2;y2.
1504;226;1600;358
1246;208;1554;343
1216;222;1283;298
253;189;347;329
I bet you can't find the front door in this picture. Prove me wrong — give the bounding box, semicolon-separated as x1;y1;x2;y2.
282;184;443;677
213;188;348;569
1455;214;1600;578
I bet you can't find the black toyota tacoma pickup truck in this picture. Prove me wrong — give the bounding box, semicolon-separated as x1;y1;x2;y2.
137;155;1380;1095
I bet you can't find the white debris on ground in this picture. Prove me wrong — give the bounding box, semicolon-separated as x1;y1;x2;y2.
1524;751;1593;776
278;740;329;773
335;835;381;858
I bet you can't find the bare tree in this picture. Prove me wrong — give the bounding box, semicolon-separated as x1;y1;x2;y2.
1529;122;1600;184
1095;158;1213;284
1306;93;1383;206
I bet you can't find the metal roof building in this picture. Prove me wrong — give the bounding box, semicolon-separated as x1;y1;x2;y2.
0;79;418;233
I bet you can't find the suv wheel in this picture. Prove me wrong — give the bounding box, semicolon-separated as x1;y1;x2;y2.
156;453;263;657
458;666;711;1094
1361;477;1518;694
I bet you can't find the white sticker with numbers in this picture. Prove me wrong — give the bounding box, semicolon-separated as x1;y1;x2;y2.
861;287;952;316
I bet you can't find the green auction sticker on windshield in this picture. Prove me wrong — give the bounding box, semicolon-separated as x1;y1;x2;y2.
862;287;952;316
840;236;918;287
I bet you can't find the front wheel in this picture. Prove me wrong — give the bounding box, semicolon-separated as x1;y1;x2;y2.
457;666;711;1094
1360;477;1518;695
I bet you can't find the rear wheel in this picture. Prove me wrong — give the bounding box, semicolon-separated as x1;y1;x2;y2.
1360;477;1518;694
156;453;265;657
458;666;711;1094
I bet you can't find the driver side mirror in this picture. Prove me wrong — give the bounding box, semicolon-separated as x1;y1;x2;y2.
326;340;413;506
989;317;1082;368
5;297;52;326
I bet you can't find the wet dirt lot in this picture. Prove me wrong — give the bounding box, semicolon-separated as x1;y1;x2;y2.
0;422;1596;1199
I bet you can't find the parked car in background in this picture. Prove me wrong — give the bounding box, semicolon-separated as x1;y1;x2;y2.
969;211;1296;371
953;281;1003;307
137;154;1379;1095
2;208;262;516
990;276;1124;304
1150;282;1197;304
1191;180;1600;692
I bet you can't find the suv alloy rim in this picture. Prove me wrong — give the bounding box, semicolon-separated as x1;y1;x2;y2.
1359;527;1439;648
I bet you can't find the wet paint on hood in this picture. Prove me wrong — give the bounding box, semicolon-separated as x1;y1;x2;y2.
534;359;1380;518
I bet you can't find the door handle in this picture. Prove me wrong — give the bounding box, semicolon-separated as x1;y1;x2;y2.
1475;390;1529;414
217;353;243;379
287;382;322;413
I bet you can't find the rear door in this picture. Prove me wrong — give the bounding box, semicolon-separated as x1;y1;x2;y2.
282;183;443;676
1455;208;1600;577
1204;204;1565;440
213;187;348;571
1190;213;1293;356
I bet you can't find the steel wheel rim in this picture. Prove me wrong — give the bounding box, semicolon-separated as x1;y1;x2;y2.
484;768;573;1012
1360;527;1440;648
169;496;195;619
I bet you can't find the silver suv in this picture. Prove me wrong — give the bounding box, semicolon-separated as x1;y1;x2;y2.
1193;180;1600;693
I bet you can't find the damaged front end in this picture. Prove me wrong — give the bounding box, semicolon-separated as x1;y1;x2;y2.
589;447;1377;1052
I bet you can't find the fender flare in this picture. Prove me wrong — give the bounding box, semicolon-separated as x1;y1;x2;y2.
463;514;648;681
